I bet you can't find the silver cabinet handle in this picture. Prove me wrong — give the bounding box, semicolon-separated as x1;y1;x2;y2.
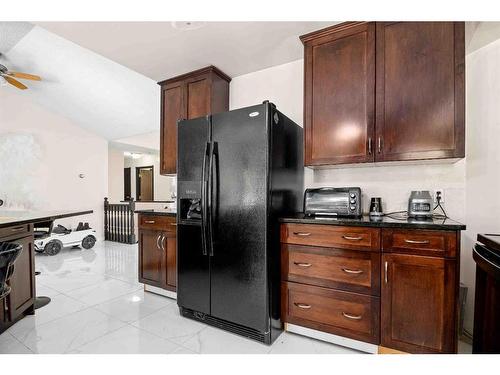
294;303;311;309
156;234;162;250
10;226;25;232
404;239;430;245
293;232;311;237
170;223;177;226
342;312;362;320
342;235;363;241
384;261;388;284
294;262;312;268
161;233;166;252
144;220;155;224
342;268;363;274
378;137;382;153
368;137;372;155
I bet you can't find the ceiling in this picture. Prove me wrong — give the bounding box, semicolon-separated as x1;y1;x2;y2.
1;23;159;140
35;22;335;81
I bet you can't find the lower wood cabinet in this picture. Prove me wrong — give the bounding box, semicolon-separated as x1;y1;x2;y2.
7;235;36;321
381;253;457;353
282;281;380;344
1;225;35;333
138;214;177;292
280;222;461;354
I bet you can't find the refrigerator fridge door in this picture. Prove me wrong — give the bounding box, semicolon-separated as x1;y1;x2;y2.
208;104;270;332
177;116;211;314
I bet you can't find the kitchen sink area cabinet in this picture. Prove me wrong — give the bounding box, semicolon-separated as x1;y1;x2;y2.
158;66;231;175
279;218;464;354
300;21;465;167
137;212;177;294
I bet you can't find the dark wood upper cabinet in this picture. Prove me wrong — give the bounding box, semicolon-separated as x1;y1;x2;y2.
381;253;457;353
376;22;465;161
158;66;230;175
301;22;375;166
301;22;465;167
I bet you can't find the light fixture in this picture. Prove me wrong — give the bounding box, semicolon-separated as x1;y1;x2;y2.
124;151;142;159
171;21;206;31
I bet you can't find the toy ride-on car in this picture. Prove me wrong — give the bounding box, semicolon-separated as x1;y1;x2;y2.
34;222;97;256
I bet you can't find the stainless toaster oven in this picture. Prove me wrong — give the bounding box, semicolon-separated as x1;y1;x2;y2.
304;187;362;218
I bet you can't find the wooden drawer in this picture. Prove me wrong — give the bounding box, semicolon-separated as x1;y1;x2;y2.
138;214;176;233
281;244;380;296
282;281;380;344
382;229;457;258
0;224;31;240
281;223;380;251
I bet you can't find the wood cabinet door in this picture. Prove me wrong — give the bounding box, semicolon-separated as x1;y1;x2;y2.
160;81;185;175
138;229;164;287
7;235;35;321
375;22;465;161
303;22;375;166
381;253;457;353
185;75;211;120
164;230;177;291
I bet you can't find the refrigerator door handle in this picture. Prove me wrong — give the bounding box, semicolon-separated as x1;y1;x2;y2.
207;141;217;257
201;141;210;256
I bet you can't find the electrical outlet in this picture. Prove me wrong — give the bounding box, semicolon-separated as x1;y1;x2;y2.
434;189;445;204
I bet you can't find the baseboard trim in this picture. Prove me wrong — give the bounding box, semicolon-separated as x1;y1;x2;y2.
285;323;378;354
144;284;177;300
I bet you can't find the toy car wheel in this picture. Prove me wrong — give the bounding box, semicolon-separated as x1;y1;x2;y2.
44;241;62;256
82;235;96;249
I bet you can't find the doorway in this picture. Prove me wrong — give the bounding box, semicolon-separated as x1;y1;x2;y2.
136;166;154;201
124;167;131;201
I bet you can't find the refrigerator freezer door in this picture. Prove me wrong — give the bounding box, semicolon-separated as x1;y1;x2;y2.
209;104;270;332
177;116;211;314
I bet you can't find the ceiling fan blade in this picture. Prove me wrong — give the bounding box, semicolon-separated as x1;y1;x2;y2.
7;71;41;81
3;75;28;90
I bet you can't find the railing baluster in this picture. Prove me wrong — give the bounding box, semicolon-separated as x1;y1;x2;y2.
103;198;137;244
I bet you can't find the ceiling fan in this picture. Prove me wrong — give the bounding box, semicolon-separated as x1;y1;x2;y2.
0;57;41;90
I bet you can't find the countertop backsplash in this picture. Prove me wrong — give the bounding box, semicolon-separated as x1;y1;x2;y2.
304;159;466;223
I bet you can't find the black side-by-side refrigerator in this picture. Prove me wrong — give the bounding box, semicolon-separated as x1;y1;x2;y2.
176;102;303;345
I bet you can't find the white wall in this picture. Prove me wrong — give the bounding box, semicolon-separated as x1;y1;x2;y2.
108;145;124;202
230;58;472;327
462;36;500;331
0;89;108;239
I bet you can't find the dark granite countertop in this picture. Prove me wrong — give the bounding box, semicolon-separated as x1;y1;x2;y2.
0;210;94;229
135;209;177;217
280;213;466;231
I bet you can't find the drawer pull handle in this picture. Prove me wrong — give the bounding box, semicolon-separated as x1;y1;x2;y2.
294;262;312;268
293;232;311;237
342;235;363;241
171;223;177;226
294;303;312;309
144;220;155;224
342;312;362;320
342;268;363;274
11;226;25;232
404;239;430;245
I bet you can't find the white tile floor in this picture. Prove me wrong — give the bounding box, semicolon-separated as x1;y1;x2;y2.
0;240;472;354
0;241;360;354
